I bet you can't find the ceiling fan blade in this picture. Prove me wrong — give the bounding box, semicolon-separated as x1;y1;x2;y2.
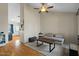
34;8;39;9
47;6;54;9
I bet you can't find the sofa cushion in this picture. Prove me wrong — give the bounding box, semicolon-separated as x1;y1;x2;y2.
55;34;64;38
52;37;64;41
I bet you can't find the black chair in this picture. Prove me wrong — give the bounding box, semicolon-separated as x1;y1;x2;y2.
29;36;37;42
69;49;78;56
69;43;78;56
8;32;12;41
0;34;5;44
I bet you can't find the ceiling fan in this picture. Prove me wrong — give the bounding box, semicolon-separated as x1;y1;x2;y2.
34;3;54;13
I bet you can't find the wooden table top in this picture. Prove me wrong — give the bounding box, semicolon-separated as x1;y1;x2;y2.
37;37;54;44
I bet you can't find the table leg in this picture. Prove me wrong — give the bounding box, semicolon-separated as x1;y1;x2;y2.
49;43;55;52
37;40;38;46
42;41;43;45
37;40;43;47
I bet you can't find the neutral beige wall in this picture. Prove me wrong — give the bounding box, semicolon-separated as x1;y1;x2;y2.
40;12;77;43
0;3;8;43
0;4;8;39
21;4;77;43
24;4;40;42
77;15;79;35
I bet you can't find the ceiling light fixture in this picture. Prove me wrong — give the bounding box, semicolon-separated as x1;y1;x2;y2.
40;5;47;12
34;3;54;13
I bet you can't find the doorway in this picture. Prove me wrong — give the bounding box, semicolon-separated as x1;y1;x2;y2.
8;3;21;41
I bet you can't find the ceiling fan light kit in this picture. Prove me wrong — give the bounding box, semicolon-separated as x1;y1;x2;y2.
34;3;53;13
40;6;47;12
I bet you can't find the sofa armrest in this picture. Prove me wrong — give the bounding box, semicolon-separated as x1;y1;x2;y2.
52;37;64;44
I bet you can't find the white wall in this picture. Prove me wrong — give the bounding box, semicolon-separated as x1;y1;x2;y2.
20;3;24;43
24;4;40;43
8;3;20;24
0;3;8;42
8;3;20;35
40;12;77;43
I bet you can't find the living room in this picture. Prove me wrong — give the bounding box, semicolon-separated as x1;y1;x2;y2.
23;3;79;56
0;3;79;56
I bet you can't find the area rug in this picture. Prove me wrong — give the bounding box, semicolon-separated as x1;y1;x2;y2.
24;41;68;56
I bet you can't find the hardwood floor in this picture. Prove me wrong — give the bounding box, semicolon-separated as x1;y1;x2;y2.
0;35;43;56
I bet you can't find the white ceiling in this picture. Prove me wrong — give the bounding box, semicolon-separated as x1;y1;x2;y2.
29;3;79;13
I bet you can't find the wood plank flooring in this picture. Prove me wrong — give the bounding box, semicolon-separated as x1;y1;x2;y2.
0;35;43;56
